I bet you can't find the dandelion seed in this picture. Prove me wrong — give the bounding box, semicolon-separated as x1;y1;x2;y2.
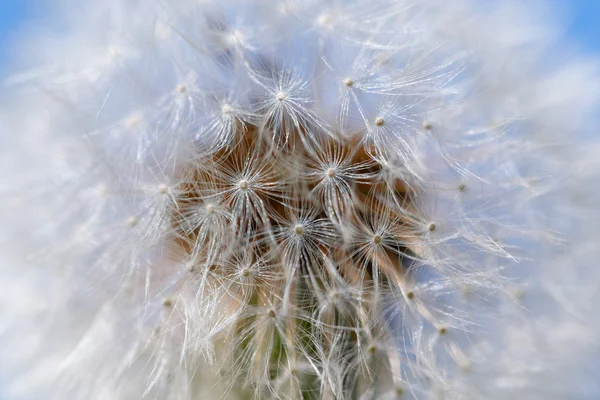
126;113;141;127
512;286;526;300
126;216;138;227
221;104;233;115
107;45;118;58
395;385;404;396
226;30;245;48
368;344;377;354
158;183;169;194
317;14;330;26
95;183;109;197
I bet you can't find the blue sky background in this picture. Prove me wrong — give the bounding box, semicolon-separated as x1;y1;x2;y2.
565;0;600;50
0;1;29;56
0;0;599;65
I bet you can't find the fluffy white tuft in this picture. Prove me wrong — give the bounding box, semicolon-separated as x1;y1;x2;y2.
1;1;600;399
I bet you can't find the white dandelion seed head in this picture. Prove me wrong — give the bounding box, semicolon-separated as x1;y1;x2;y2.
1;0;600;399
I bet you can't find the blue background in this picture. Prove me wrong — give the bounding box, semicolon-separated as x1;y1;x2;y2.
0;1;29;63
0;0;599;66
566;0;600;51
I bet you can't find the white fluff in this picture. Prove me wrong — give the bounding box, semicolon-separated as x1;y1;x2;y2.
1;1;599;399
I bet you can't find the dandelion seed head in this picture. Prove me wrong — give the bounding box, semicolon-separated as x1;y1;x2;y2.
2;1;600;399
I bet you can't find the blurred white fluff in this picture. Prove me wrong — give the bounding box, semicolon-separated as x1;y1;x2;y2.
1;0;599;399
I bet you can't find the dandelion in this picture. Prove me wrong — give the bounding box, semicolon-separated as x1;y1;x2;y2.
1;0;600;399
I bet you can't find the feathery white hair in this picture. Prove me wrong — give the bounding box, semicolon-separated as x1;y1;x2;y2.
1;1;600;399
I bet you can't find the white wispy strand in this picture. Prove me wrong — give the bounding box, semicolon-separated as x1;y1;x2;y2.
1;0;599;399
